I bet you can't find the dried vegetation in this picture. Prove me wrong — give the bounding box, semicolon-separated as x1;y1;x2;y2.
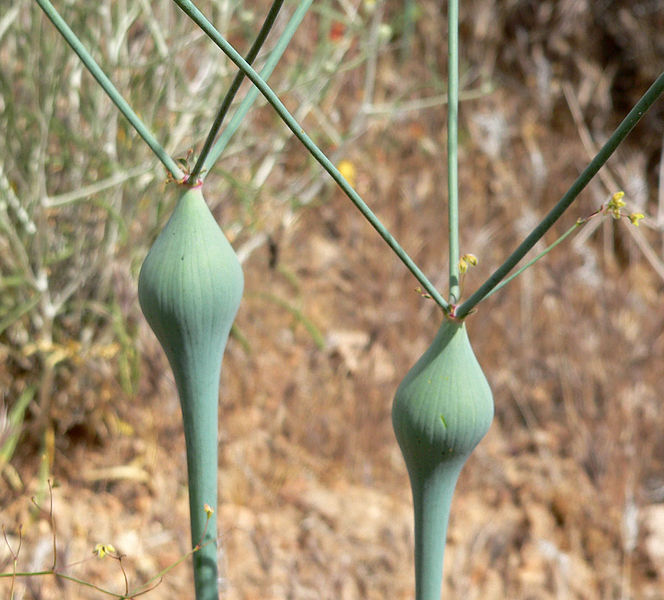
1;0;664;598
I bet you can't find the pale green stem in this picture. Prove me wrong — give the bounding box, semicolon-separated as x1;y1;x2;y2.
412;460;466;600
201;0;312;176
483;220;581;301
189;0;285;183
35;0;185;181
173;0;449;310
455;70;664;319
447;0;460;304
400;0;416;59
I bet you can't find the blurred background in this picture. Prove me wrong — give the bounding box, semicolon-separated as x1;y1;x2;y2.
1;0;663;598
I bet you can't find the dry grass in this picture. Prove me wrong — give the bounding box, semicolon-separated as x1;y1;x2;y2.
2;0;664;598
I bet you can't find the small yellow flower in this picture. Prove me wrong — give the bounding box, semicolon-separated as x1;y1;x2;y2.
458;253;478;274
628;213;645;226
607;191;626;219
337;160;356;188
94;543;116;559
204;504;214;518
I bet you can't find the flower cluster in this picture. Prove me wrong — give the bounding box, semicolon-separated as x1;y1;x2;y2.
605;191;644;226
458;253;478;274
93;543;117;559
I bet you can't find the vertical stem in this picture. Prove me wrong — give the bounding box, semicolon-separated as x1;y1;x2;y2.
447;0;460;304
411;462;465;600
400;0;416;60
189;0;285;183
178;371;220;600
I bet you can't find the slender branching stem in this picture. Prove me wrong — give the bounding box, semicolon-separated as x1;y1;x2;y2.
447;0;460;304
482;220;581;301
173;0;449;310
189;0;285;183
455;70;664;319
35;0;185;181
201;0;312;176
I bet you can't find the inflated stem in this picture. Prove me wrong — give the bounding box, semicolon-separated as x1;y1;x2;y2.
392;319;493;600
138;187;244;600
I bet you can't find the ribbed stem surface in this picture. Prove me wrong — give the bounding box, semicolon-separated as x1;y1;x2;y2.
393;320;493;600
138;188;243;600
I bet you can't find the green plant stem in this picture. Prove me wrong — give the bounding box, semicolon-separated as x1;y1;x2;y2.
447;0;460;304
201;0;312;177
1;570;130;598
189;0;285;183
0;531;214;598
400;0;417;59
35;0;185;182
455;70;664;319
483;220;581;301
173;0;449;311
